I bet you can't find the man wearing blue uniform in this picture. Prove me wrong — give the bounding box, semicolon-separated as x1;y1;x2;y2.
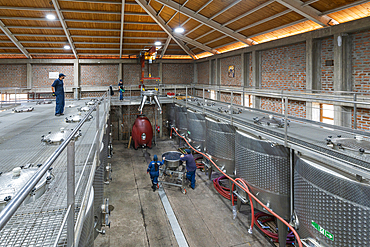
180;149;197;190
147;155;164;192
118;79;125;100
51;73;66;116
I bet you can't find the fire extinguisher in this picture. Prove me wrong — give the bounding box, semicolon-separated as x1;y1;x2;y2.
155;125;160;133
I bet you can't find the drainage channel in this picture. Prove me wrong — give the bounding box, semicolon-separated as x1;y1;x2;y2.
158;187;189;247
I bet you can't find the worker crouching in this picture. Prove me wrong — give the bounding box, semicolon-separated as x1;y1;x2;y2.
147;155;164;192
180;149;197;190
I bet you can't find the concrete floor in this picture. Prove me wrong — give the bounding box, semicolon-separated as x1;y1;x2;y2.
95;139;271;247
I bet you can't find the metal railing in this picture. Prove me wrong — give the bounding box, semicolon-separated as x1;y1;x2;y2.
0;92;111;247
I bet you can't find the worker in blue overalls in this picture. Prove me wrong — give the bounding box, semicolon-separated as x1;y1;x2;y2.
147;155;164;192
51;73;66;116
180;149;197;190
118;79;125;100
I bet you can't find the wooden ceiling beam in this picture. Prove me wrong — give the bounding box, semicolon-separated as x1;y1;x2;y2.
51;0;78;58
235;9;292;32
153;0;255;45
275;0;336;26
135;0;196;59
0;20;30;58
222;0;275;27
119;0;125;58
173;33;218;54
160;36;171;58
209;0;242;20
157;6;165;16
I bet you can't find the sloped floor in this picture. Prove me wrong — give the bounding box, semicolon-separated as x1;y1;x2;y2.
95;139;271;247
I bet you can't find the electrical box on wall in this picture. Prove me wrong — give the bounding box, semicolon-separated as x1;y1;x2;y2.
325;60;334;66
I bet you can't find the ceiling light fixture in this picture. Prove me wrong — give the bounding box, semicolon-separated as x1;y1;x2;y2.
46;14;56;20
64;45;71;50
174;0;184;34
155;41;162;46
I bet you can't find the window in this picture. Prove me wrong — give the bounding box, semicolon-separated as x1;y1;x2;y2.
312;102;334;125
244;94;253;107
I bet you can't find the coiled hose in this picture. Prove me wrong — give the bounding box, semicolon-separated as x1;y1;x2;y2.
213;175;237;202
171;127;302;247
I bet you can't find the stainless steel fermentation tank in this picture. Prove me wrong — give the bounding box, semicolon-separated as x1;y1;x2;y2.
187;109;206;151
205;117;235;176
235;130;290;247
175;104;187;135
167;103;176;129
294;156;370;247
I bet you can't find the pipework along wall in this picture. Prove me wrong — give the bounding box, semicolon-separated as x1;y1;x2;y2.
197;61;209;84
261;42;306;91
32;64;74;89
220;55;242;86
81;64;118;87
0;64;27;88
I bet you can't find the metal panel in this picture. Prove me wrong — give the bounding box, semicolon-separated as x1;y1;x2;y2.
294;156;370;247
205;117;235;175
235;130;290;219
187;109;205;151
167;103;176;127
78;189;94;247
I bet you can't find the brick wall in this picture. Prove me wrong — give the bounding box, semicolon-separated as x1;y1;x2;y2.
123;64;140;85
261;97;306;118
352;108;370;130
195;89;209;98
197;61;209;84
220;92;242;105
352;29;370;92
321;37;334;91
81;64;118;87
32;64;74;88
162;63;193;84
261;42;306;91
220;55;242;86
0;64;27;88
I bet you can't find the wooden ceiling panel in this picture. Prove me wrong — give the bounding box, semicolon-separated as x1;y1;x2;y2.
0;49;22;53
66;22;120;29
310;0;360;13
2;19;62;27
213;0;269;24
69;30;120;36
59;1;121;12
76;44;120;48
239;12;305;37
197;0;236;18
0;9;57;18
158;5;177;23
0;0;53;8
23;43;68;48
28;49;73;53
10;29;65;35
73;37;120;43
227;2;288;31
183;0;209;12
124;5;148;13
77;50;119;54
328;2;370;23
17;36;68;42
196;31;224;44
124;32;167;37
192;48;202;54
181;19;201;31
149;1;164;12
123;15;157;23
207;36;234;48
0;43;16;47
62;12;121;21
186;25;212;39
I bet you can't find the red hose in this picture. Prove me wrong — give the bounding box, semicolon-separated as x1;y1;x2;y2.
171;127;302;247
213;176;237;202
254;212;295;244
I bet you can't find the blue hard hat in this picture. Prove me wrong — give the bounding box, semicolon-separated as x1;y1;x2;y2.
59;73;66;77
153;155;158;161
185;149;191;154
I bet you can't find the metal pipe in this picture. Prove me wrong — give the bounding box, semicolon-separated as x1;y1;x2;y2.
230;91;233;125
67;140;75;247
290;148;294;217
284;97;288;147
96;103;100;165
202;88;205;113
0;102;97;230
353;94;357;129
186;86;188;108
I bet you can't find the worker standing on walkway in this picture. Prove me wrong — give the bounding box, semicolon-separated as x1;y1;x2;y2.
118;79;125;100
147;155;164;192
180;149;197;190
51;73;66;116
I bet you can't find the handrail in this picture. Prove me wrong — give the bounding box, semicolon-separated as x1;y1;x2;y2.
0;96;102;231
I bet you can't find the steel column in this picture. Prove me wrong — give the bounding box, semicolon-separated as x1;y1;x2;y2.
353;94;357;129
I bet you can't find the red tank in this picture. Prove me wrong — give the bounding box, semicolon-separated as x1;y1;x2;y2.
132;115;153;149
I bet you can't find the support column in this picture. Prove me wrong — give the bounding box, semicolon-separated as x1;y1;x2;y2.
334;33;352;127
27;63;32;90
306;38;321;120
73;60;80;100
208;60;212;85
216;58;221;101
241;53;249;106
159;62;163;84
252;50;261;109
67;141;75;247
159;105;163;138
118;62;122;81
193;62;197;84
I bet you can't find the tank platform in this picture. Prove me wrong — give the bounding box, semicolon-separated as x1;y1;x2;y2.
0;99;106;246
